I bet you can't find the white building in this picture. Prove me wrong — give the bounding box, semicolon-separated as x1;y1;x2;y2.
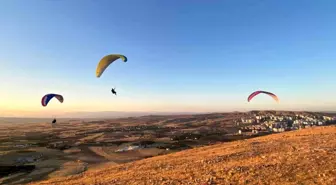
323;116;332;121
273;128;285;132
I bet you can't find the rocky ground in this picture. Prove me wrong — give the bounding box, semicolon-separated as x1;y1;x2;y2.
30;125;336;185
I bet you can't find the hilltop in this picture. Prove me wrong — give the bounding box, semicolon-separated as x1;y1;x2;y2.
30;126;336;185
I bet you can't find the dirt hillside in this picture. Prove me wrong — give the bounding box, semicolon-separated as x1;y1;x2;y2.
30;126;336;185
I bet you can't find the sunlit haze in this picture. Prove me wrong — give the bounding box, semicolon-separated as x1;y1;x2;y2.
1;0;335;117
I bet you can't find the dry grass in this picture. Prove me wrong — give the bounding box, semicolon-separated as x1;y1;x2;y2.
30;126;336;185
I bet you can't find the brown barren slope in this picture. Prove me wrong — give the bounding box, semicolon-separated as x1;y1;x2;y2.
31;126;336;185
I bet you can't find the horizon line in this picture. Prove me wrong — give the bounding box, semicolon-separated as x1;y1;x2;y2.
0;110;334;119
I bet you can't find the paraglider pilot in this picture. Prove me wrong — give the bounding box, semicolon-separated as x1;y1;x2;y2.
111;88;117;95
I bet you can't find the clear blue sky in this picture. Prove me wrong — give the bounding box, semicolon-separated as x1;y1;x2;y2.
0;0;335;117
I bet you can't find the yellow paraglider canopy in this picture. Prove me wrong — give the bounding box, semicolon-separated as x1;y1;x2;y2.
96;54;127;78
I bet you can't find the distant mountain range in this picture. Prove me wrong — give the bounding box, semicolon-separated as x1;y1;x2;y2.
0;111;203;124
58;111;202;118
324;111;336;113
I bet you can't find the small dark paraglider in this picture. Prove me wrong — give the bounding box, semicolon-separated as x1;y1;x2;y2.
111;88;117;95
41;94;63;127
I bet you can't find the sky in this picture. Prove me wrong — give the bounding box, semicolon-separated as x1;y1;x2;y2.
0;0;336;117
